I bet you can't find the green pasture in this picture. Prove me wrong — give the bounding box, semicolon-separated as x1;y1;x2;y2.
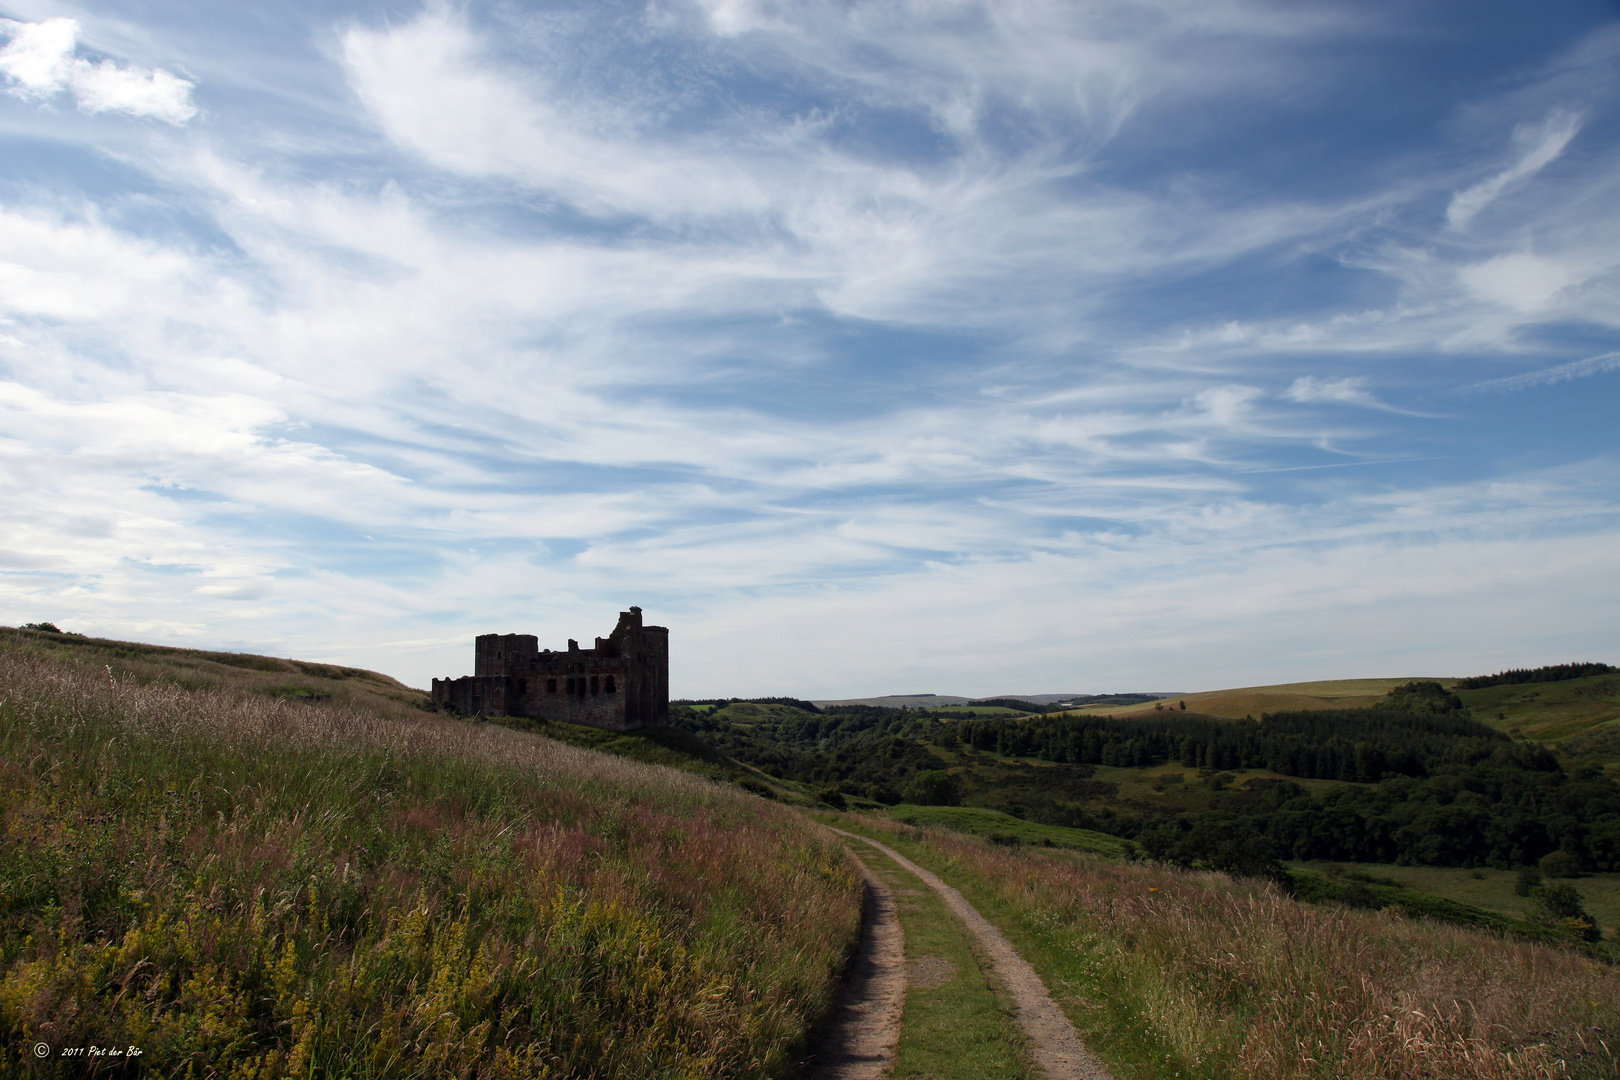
888;804;1127;856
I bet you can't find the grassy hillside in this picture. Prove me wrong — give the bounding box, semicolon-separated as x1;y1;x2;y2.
0;638;860;1077
1461;672;1620;746
1056;671;1620;756
0;624;430;712
832;814;1620;1080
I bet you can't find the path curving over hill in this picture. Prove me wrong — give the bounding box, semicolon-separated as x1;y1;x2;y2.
828;827;1113;1080
803;850;907;1080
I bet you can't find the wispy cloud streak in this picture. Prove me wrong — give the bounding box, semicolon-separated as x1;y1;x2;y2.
1462;351;1620;396
1447;111;1581;230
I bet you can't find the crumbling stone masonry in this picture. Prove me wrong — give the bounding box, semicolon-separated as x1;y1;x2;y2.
431;607;668;731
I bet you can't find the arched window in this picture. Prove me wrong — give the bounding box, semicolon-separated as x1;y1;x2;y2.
590;675;600;695
604;676;616;694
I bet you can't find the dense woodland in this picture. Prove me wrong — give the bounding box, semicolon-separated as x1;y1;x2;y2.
672;670;1620;875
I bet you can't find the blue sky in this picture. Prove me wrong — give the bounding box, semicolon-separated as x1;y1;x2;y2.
1;0;1616;697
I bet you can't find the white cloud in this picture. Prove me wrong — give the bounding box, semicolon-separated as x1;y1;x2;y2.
1192;384;1262;428
0;16;75;96
1447;110;1580;229
1459;252;1575;312
1283;375;1383;409
335;4;1383;335
340;9;768;219
70;57;196;123
0;17;195;124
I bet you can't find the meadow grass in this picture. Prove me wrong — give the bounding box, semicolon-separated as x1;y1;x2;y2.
1461;674;1620;744
0;625;429;714
840;817;1620;1080
0;647;860;1078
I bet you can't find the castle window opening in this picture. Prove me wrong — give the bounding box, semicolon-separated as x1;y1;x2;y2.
518;679;527;693
591;675;600;694
546;678;557;694
605;676;616;694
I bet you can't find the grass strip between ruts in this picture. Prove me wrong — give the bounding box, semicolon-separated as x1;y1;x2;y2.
857;844;1035;1080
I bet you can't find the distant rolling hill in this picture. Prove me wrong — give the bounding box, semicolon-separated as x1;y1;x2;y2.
1062;677;1445;719
1052;672;1620;756
813;691;1176;709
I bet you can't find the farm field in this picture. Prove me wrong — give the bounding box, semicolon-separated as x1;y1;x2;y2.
1063;677;1443;719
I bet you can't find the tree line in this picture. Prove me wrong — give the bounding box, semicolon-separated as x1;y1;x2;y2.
1452;661;1615;690
953;682;1501;783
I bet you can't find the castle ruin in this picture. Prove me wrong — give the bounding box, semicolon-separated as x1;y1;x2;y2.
431;607;668;731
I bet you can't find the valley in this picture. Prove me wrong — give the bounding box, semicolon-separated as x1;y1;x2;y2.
3;624;1618;1078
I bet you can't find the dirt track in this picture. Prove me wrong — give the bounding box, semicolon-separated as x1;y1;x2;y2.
803;849;907;1079
825;827;1113;1080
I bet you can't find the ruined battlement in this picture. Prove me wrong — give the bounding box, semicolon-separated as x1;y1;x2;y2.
431;607;668;731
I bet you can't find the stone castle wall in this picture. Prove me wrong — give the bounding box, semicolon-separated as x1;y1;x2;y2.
431;607;668;731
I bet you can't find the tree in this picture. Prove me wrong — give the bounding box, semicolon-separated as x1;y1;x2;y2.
902;770;961;806
1539;850;1581;878
816;787;847;810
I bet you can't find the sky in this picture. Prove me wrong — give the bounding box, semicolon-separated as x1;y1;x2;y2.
0;0;1617;698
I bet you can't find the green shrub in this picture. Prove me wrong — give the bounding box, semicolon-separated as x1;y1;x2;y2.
1540;850;1582;878
1526;883;1602;942
901;769;961;806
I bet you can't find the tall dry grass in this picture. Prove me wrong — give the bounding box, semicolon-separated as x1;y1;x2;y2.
0;649;860;1077
862;821;1618;1080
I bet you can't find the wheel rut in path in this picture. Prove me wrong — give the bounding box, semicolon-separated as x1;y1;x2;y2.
803;849;907;1080
827;827;1114;1080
